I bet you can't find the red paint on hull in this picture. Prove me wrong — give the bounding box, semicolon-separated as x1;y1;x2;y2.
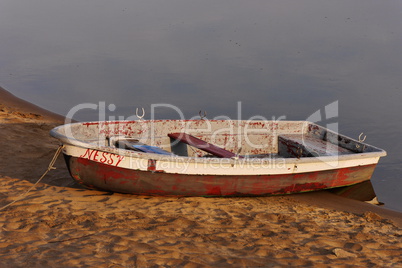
66;155;377;196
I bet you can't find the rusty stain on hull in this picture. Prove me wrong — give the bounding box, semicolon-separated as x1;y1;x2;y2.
66;155;377;196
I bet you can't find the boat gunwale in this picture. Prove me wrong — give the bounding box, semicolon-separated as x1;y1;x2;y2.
50;120;387;165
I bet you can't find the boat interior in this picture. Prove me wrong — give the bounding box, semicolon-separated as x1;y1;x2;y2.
57;120;383;159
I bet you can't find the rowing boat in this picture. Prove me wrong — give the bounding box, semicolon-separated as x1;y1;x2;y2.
50;120;386;196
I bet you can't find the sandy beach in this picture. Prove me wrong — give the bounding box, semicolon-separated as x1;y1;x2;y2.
1;86;401;267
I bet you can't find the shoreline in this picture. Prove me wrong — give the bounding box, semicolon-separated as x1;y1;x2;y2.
0;87;65;123
1;85;401;266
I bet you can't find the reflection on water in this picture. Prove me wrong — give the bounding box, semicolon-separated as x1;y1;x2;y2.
1;0;401;211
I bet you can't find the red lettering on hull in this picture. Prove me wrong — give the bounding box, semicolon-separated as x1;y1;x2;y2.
79;149;124;167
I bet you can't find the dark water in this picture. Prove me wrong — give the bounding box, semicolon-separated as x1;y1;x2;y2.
1;0;401;211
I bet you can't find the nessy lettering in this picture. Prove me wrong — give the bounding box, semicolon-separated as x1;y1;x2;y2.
79;149;124;167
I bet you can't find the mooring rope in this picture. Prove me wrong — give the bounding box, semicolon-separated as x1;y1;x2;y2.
0;144;64;211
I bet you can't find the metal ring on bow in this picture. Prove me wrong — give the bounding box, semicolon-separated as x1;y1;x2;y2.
358;133;366;142
136;108;145;120
356;133;367;149
199;110;207;120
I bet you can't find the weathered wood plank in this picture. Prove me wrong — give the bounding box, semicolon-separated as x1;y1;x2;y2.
168;132;242;158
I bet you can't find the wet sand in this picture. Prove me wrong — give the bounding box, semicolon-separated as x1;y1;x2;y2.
1;86;401;267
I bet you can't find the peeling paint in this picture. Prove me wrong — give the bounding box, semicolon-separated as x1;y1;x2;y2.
52;120;386;196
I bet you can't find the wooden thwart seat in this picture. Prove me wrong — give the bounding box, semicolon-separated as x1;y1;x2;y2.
168;132;243;158
115;139;173;155
278;134;352;158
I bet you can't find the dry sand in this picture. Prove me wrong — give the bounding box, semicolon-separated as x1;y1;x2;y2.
1;86;401;267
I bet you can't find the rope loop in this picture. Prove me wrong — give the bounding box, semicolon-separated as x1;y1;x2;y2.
0;144;64;211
